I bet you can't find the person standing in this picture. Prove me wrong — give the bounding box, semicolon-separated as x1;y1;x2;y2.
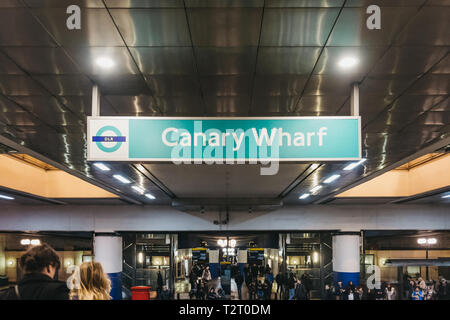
287;272;296;300
265;270;274;300
275;272;283;300
202;265;212;292
69;261;111;300
234;270;244;300
0;243;68;300
412;286;424;300
157;270;164;299
335;281;345;300
294;279;307;300
385;283;396;300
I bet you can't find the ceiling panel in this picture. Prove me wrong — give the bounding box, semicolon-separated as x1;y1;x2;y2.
253;75;308;96
359;75;417;96
2;47;80;75
152;95;204;115
407;74;450;95
395;7;450;46
431;53;450;74
0;75;47;96
129;47;195;75
256;47;321;75
296;95;348;114
195;47;257;75
261;8;340;46
185;0;264;7
204;96;251;115
187;8;263;46
109;9;191;46
200;75;251;96
105;95;157;115
0;8;57;46
251;95;299;114
34;75;93;96
105;0;183;8
327;7;417;46
0;52;24;75
304;74;364;95
314;46;387;75
144;163;308;198
144;75;200;96
24;0;104;7
31;8;124;46
90;74;150;95
266;0;344;7
66;46;139;75
371;46;448;75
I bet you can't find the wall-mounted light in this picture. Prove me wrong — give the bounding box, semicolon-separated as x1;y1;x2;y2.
313;251;319;263
20;239;31;245
138;252;144;264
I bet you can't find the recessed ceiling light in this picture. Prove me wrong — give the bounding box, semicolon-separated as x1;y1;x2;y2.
0;194;14;200
299;193;310;200
113;174;131;184
132;185;145;195
338;56;359;69
96;57;115;69
324;174;341;184
343;158;367;171
310;164;319;170
310;185;322;194
93;162;110;171
145;193;156;200
427;238;437;245
417;238;427;244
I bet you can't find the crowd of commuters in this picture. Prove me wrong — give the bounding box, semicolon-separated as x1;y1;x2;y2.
188;263;226;300
0;243;111;300
402;273;449;300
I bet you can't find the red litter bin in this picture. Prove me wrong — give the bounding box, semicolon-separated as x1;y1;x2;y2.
131;286;151;300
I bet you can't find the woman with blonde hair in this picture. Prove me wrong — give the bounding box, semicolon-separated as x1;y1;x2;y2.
69;261;111;300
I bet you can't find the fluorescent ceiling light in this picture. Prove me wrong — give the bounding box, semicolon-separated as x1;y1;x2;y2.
0;194;14;200
299;193;310;200
93;162;110;171
95;57;115;69
30;239;41;246
145;193;155;200
343;158;367;171
20;239;31;245
310;185;322;194
132;185;145;195
338;56;359;69
417;238;427;245
310;163;319;170
427;238;437;245
113;174;131;184
442;194;450;199
324;174;341;184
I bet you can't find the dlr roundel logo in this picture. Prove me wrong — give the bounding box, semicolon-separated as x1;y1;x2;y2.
92;125;126;153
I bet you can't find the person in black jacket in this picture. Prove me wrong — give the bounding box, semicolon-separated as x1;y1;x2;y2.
323;284;335;300
275;272;283;300
294;279;307;300
0;243;68;300
234;271;244;300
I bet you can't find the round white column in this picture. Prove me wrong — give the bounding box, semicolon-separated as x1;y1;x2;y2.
332;233;361;286
94;234;122;300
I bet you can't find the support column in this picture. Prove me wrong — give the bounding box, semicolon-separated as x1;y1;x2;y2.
332;232;361;286
94;233;122;300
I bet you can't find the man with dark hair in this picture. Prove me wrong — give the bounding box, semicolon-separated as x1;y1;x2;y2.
0;243;69;300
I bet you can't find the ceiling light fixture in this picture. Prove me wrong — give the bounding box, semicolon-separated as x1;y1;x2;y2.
442;194;450;199
93;162;110;171
310;163;319;170
338;56;359;69
324;174;341;184
132;185;145;195
145;193;155;200
417;238;427;245
0;194;14;200
343;158;367;171
299;193;310;200
113;174;131;184
95;57;115;69
310;185;322;194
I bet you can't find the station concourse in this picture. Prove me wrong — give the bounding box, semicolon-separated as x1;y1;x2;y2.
0;0;448;302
